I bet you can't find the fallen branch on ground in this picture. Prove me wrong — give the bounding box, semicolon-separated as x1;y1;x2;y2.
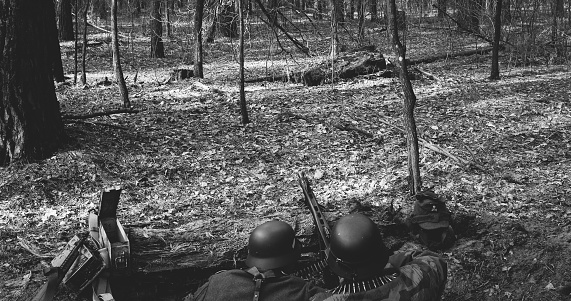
352;111;484;171
87;21;129;39
408;46;500;65
62;108;140;120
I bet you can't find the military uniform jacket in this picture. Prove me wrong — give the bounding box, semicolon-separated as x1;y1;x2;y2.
310;251;447;301
188;269;326;301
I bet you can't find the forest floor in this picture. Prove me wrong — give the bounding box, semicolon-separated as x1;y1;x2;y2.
1;15;571;301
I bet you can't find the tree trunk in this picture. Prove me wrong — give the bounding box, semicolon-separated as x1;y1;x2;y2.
502;0;510;23
112;0;130;108
0;0;65;165
437;0;447;18
58;0;75;41
219;2;238;37
238;0;250;124
555;0;564;17
151;0;165;58
348;0;355;20
269;0;279;26
314;0;323;20
194;0;205;78
357;0;365;41
389;0;421;195
49;0;66;82
82;0;90;85
74;0;78;84
330;0;341;56
370;0;378;21
165;0;172;36
490;0;501;79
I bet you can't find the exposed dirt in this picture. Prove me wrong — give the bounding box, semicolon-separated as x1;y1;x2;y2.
1;14;571;301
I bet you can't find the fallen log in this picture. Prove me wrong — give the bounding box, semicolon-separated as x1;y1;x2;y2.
108;216;321;300
407;46;502;65
246;50;388;85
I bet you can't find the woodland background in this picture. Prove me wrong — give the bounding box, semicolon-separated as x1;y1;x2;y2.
1;0;571;300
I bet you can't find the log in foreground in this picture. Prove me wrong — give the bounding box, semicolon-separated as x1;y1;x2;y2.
108;216;320;301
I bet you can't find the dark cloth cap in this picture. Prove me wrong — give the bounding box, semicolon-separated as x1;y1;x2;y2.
410;191;451;230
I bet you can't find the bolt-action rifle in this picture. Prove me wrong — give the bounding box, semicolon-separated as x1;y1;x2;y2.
293;172;333;279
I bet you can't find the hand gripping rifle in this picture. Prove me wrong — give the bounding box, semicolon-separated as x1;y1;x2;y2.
293;172;334;281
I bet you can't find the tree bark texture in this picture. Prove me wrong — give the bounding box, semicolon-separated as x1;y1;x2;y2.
194;0;205;78
112;0;130;108
389;0;421;195
490;0;501;79
151;0;165;58
238;0;250;124
58;0;75;41
48;0;65;82
0;0;65;165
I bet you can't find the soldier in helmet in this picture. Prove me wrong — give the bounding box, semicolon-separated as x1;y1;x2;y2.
186;220;325;301
311;213;448;301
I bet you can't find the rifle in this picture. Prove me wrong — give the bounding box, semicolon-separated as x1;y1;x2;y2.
294;172;335;282
31;234;87;301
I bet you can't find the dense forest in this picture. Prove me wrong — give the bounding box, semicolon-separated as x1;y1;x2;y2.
1;0;570;300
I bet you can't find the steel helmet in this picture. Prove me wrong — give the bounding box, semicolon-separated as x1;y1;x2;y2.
245;220;301;270
327;213;390;281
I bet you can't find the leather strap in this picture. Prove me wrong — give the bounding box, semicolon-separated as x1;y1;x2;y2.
245;267;278;301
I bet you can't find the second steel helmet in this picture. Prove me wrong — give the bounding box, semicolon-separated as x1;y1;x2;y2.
327;213;390;281
245;220;301;270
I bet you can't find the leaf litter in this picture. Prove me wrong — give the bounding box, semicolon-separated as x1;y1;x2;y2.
2;22;571;301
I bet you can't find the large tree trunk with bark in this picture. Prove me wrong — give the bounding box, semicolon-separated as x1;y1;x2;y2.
0;0;65;165
389;0;421;195
112;0;130;107
194;0;205;78
58;0;75;41
151;0;165;58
